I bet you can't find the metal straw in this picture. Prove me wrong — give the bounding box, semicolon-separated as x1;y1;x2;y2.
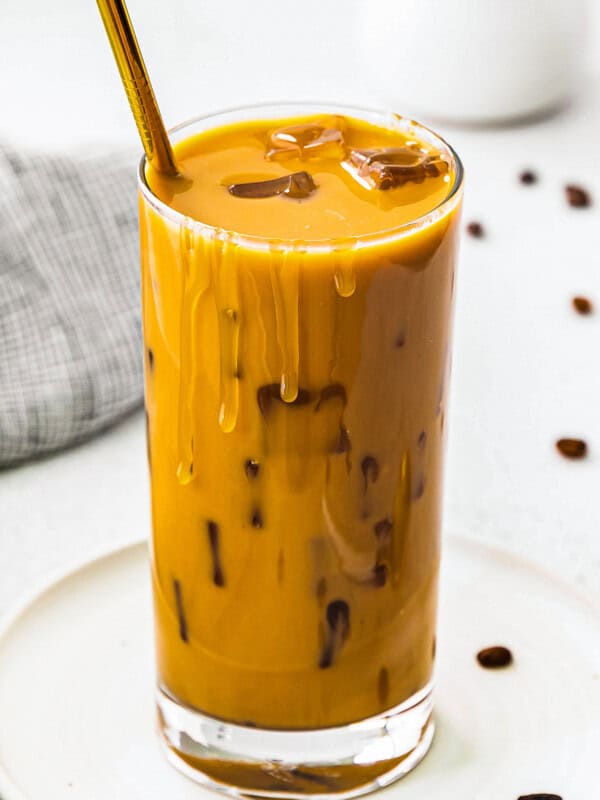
96;0;179;177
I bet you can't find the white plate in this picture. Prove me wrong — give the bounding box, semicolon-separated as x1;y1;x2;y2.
0;536;598;800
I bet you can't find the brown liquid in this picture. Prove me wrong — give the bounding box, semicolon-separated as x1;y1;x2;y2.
141;113;461;730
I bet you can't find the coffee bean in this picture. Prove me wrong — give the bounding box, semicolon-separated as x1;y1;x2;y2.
466;221;484;238
173;579;188;643
476;645;513;669
519;170;538;185
565;184;591;208
556;438;587;459
572;296;593;315
244;458;260;479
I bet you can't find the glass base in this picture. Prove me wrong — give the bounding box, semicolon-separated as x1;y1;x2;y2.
156;684;434;798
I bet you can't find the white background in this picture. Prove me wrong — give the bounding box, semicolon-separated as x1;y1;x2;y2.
1;0;600;612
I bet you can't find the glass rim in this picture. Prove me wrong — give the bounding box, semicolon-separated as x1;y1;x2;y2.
137;101;464;251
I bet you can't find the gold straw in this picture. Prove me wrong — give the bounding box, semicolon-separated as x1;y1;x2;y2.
96;0;179;177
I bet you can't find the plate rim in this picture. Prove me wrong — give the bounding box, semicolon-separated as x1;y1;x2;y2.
0;532;598;800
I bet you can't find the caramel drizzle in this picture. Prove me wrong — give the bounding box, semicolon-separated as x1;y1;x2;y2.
175;229;358;484
269;243;301;403
176;223;210;484
333;239;357;298
210;231;241;432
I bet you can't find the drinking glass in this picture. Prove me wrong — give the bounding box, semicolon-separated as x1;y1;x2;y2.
138;103;463;798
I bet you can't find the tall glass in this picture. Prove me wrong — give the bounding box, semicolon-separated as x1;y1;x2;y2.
138;103;463;798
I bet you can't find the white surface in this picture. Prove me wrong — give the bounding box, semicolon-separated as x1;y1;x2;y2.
0;7;600;793
358;0;587;122
1;0;600;609
0;537;598;800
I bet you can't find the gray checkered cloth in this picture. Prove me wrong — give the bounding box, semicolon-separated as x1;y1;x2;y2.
0;144;142;466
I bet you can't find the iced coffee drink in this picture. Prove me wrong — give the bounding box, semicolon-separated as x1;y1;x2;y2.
139;104;463;796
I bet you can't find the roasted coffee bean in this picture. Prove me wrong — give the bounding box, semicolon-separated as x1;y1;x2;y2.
519;170;538;185
244;458;260;479
466;221;484;238
476;645;513;669
173;579;188;643
207;520;225;587
565;184;591;208
378;667;390;705
361;456;380;490
556;438;587;459
572;296;593;315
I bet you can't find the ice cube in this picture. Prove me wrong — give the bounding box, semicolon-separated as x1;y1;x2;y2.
227;171;317;200
266;118;346;162
345;147;448;190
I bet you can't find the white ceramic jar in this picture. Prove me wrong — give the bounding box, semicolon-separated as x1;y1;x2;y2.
357;0;588;123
